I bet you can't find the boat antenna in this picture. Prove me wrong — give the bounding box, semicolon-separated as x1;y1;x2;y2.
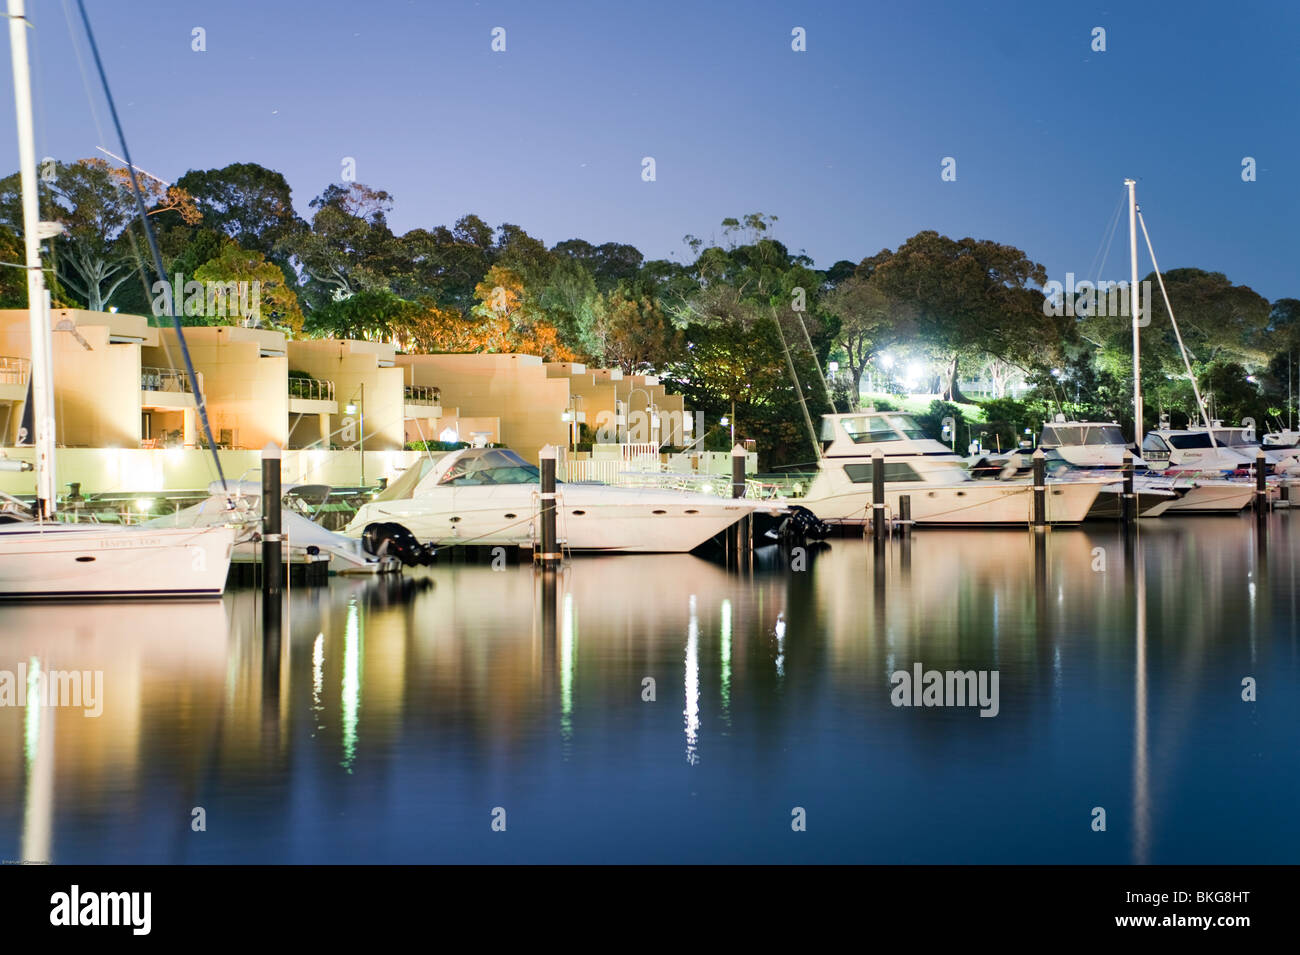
1136;208;1217;444
75;0;227;490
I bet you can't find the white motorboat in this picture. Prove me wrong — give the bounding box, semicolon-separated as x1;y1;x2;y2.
147;482;400;576
796;412;1106;525
0;0;235;600
1139;429;1257;513
1035;419;1177;517
1186;423;1300;476
343;447;783;553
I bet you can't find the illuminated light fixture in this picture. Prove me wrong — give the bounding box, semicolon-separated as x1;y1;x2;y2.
719;416;729;427
345;402;357;415
136;498;154;512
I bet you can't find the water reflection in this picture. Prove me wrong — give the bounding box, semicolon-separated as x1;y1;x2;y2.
0;517;1296;863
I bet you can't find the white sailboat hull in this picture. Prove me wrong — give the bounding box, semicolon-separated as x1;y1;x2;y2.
0;523;235;599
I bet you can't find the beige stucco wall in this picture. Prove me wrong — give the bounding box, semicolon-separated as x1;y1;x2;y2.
147;326;288;450
0;308;145;449
397;354;572;463
287;339;405;451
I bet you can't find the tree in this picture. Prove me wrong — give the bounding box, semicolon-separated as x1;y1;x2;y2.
174;163;304;258
823;256;917;406
590;286;681;373
0;159;200;312
280;182;395;308
872;231;1062;402
193;241;304;334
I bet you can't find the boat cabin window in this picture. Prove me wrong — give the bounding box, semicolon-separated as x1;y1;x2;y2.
1166;433;1214;450
1084;425;1126;446
1211;430;1253;447
830;414;925;444
437;450;542;486
1042;425;1126;446
843;462;923;483
1142;434;1170;452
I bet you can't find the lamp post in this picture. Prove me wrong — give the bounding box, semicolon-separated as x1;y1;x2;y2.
624;386;657;446
346;382;365;487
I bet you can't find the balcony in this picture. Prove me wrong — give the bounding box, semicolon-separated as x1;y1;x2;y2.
404;383;442;419
0;356;28;405
140;365;197;413
287;375;337;415
141;366;193;394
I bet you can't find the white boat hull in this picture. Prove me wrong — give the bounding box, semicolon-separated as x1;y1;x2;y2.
800;477;1104;525
346;485;772;553
1160;482;1256;513
0;523;235;599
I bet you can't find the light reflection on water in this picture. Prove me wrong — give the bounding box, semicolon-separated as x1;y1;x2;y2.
1;516;1297;863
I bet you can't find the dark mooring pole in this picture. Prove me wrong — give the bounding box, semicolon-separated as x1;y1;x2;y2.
1255;449;1269;535
262;442;283;598
538;444;561;567
1032;448;1046;529
872;448;887;543
1121;450;1136;526
731;443;751;568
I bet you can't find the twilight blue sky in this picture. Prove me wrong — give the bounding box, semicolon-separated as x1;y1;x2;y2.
4;0;1297;299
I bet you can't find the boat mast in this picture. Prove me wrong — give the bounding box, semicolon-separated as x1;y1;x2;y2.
1126;178;1142;445
8;0;56;517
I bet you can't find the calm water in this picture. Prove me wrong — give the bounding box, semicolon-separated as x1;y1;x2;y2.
1;516;1297;863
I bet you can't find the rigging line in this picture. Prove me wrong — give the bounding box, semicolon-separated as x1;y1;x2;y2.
58;0;105;147
1136;210;1216;443
1086;189;1126;290
772;305;822;462
792;306;833;407
74;0;227;491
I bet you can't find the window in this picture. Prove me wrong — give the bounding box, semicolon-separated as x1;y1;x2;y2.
438;449;543;486
1084;426;1126;446
1142;434;1170;453
1167;433;1214;450
830;414;927;444
844;462;923;483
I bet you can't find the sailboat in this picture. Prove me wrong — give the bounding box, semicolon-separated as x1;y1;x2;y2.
0;0;234;599
1121;178;1268;515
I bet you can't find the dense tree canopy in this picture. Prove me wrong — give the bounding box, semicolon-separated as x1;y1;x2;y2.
4;153;1295;463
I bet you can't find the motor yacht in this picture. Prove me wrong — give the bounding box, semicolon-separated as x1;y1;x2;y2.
343;447;784;553
1034;419;1177;517
796;412;1106;525
1139;428;1257;513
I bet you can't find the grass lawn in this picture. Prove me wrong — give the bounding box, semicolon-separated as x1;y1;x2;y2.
859;391;987;423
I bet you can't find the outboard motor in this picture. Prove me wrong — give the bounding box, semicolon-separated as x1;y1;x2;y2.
780;504;832;543
362;521;436;567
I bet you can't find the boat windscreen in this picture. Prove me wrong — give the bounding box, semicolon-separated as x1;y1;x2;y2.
437;449;542;486
1083;426;1126;446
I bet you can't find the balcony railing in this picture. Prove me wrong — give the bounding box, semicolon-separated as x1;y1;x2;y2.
288;376;335;402
404;384;440;405
140;366;192;393
0;356;30;387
